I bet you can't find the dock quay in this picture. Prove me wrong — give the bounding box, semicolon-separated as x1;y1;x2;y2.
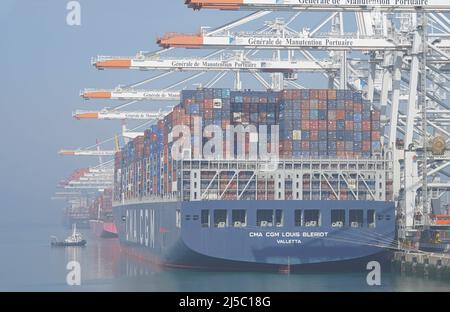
392;251;450;281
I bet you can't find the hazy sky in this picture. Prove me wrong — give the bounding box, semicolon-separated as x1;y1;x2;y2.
0;0;250;225
0;1;335;226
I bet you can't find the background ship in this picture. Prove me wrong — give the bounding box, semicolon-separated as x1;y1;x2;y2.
89;189;118;238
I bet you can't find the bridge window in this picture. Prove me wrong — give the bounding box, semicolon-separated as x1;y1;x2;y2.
232;210;247;228
214;210;227;228
304;210;320;227
368;210;376;228
201;210;210;228
257;210;273;227
295;210;302;227
275;209;283;227
349;210;364;228
331;210;345;228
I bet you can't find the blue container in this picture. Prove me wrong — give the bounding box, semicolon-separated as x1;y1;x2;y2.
353;113;362;122
345;90;353;100
328;100;337;109
354;132;362;141
302;131;310;140
328;141;337;149
319;142;328;150
344;131;353;140
318;110;327;120
319;131;327;140
353;93;362;102
293;141;302;150
353;142;362;150
362;132;371;140
301;90;310;99
310;109;319;119
336;121;345;130
188;104;200;114
372;121;380;130
372;141;381;152
328;131;337;140
310;142;320;150
337;130;345;140
345;111;353;120
337;90;346;100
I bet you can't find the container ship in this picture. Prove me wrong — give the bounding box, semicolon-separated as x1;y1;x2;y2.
112;88;396;271
89;189;118;238
60;168;92;229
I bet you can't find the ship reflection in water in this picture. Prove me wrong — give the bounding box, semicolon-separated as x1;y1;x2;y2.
74;237;447;292
1;224;450;292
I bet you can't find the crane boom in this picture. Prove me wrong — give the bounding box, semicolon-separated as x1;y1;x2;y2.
73;110;165;120
59;150;116;156
93;55;339;71
185;0;450;12
81;89;180;101
157;32;450;51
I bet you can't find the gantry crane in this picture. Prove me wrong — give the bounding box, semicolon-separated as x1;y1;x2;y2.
184;0;450;12
67;3;450;239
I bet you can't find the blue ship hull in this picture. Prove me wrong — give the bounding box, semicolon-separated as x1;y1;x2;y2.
113;200;396;271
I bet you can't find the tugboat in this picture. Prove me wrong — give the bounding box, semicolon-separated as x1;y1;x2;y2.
51;224;87;247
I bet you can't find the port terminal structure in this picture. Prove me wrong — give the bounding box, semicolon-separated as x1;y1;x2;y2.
57;2;450;244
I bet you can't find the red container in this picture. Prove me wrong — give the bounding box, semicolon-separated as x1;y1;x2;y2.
204;99;213;109
336;110;345;120
310;121;319;130
372;131;381;140
301;101;310;110
310;90;319;99
371;111;381;120
345;121;354;130
301;122;310;130
301;141;310;149
328;90;337;100
345;151;354;158
310;131;319;140
354;103;362;112
318;90;328;99
280;140;293;152
337;141;345;150
318;100;327;109
362;141;371;151
362;121;371;131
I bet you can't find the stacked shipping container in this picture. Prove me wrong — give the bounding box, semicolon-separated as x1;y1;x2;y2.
114;88;383;201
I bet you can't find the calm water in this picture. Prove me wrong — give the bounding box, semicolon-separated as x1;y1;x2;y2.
0;222;449;292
